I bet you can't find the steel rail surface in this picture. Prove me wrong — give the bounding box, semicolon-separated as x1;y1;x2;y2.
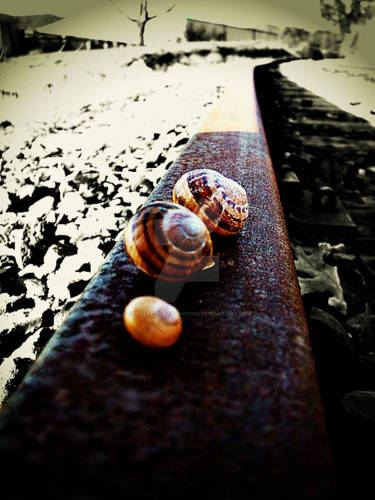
0;63;337;499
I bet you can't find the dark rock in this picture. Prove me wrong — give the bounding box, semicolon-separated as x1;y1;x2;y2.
343;391;375;419
174;136;189;148
8;186;57;213
340;189;363;206
324;249;368;316
137;178;154;196
77;263;91;273
142;51;177;69
358;255;375;284
311;186;338;212
338;267;368;316
302;291;335;315
6;297;35;312
99;238;116;256
309;306;353;352
326;251;356;266
0;255;17;274
358;352;375;365
56;241;78;257
19;220;56;267
0;268;26;296
301;98;313;107
366;166;375;179
32;327;54;357
279;170;303;200
146;151;166;168
73;170;100;185
345;313;375;353
41;309;54;328
68;279;88;298
61;300;76;315
4;357;34;399
0;120;13;129
0;325;30;362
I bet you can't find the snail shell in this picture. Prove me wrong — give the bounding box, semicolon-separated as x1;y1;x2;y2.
124;296;182;348
172;169;248;235
124;201;213;281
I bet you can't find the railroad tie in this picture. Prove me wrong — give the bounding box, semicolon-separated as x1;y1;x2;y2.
0;64;337;499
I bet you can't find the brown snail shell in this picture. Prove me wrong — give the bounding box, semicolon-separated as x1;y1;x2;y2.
124;296;182;348
172;169;248;235
124;201;213;281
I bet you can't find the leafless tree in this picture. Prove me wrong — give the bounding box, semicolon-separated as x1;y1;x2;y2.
320;0;375;51
108;0;178;46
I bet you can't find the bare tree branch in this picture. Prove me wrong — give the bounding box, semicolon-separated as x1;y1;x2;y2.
107;0;180;46
140;0;146;18
166;3;177;13
143;0;158;21
107;0;125;16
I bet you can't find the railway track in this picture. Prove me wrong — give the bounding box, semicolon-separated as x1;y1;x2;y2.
1;56;363;498
256;60;375;500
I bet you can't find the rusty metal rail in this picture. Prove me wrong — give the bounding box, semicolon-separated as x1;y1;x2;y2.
0;64;337;499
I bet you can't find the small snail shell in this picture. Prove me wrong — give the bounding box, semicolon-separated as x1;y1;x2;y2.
172;169;248;235
124;201;213;281
124;296;182;348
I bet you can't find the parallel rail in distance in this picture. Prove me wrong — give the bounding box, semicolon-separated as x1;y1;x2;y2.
0;63;337;500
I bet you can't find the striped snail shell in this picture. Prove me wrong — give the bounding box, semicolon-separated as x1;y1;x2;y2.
124;296;182;348
124;201;213;281
172;169;248;235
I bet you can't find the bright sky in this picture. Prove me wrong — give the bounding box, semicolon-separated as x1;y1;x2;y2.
0;0;332;30
0;0;350;45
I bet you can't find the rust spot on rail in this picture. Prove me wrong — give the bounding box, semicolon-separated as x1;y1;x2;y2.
0;67;337;499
